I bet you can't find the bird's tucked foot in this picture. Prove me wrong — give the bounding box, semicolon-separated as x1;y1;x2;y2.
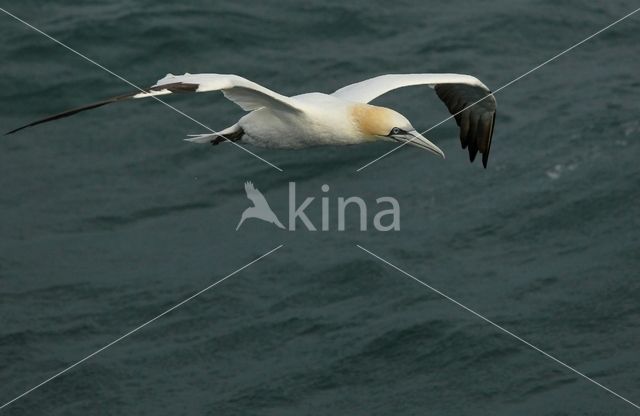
185;127;244;145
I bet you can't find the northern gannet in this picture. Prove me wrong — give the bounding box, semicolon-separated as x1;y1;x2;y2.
6;73;497;166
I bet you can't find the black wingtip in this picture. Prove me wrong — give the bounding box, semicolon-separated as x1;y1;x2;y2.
481;112;496;169
5;120;50;135
3;83;195;137
468;143;478;163
5;127;22;136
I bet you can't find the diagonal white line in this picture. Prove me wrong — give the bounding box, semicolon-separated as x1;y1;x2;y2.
0;7;283;172
356;6;640;172
0;244;284;411
356;244;640;411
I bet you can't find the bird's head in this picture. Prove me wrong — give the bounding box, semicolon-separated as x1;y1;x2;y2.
350;104;444;158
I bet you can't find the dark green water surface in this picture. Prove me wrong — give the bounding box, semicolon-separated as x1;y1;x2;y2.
1;1;639;414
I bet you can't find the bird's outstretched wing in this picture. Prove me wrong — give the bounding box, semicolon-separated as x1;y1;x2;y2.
244;181;269;207
6;73;302;135
332;74;497;167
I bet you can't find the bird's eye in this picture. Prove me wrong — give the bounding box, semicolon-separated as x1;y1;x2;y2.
390;127;402;135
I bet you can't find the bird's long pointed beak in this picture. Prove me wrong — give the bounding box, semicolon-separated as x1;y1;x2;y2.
395;130;445;159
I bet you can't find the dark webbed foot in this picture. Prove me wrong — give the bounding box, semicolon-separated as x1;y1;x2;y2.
211;136;225;146
210;128;244;146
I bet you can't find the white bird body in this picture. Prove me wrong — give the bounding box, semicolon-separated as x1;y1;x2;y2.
239;93;365;148
7;72;497;166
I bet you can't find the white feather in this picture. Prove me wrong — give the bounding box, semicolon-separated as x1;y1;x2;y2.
332;73;490;103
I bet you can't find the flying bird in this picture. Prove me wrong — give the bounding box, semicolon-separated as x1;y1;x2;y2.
236;181;285;230
6;73;497;166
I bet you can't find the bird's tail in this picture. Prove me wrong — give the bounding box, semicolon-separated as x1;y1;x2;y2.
185;133;217;144
184;124;243;144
